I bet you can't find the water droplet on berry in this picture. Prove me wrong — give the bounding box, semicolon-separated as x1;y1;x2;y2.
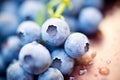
99;67;109;75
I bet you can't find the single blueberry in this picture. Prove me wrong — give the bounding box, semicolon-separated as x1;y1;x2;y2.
64;33;89;58
41;18;70;46
78;7;103;35
7;61;33;80
38;68;64;80
19;41;52;75
17;21;41;46
51;49;74;75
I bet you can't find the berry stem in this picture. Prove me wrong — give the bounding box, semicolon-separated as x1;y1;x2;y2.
48;0;72;19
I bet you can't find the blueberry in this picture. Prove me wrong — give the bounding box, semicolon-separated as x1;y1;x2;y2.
19;0;47;21
17;21;41;46
2;36;21;63
19;41;52;75
51;49;74;75
0;12;19;37
38;68;64;80
84;0;104;9
64;33;89;58
78;7;103;35
7;61;33;80
41;18;70;46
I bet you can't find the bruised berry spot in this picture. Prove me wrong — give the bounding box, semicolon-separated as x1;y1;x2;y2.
47;25;57;36
51;58;62;69
24;55;33;65
84;43;89;52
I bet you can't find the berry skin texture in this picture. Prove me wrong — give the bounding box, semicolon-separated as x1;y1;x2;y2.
19;41;52;75
7;61;33;80
64;33;89;58
41;18;70;46
17;21;41;46
51;49;74;75
38;68;64;80
78;7;103;35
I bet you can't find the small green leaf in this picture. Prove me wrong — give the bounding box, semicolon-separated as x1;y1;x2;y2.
35;10;45;26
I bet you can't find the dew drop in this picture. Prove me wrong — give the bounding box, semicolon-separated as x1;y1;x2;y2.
99;67;109;75
79;69;87;76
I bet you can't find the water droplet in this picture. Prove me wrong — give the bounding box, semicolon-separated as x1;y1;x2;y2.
69;77;75;80
79;69;87;76
99;67;109;75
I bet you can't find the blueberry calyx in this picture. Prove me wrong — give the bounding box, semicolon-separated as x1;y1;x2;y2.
51;58;62;69
24;55;33;65
47;25;57;36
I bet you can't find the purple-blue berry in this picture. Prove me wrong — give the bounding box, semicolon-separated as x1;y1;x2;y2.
78;7;103;35
17;21;41;46
51;49;74;75
41;18;70;46
38;68;64;80
64;33;89;58
19;41;52;75
7;61;33;80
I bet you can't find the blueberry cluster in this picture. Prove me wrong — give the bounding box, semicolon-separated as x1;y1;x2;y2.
0;0;104;80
